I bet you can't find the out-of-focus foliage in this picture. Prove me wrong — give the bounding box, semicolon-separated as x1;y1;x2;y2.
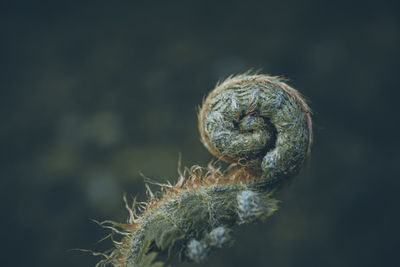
0;1;399;266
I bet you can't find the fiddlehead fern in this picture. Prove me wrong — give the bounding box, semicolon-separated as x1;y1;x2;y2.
199;74;312;187
95;73;312;267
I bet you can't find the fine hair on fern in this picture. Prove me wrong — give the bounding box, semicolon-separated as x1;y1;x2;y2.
94;72;312;267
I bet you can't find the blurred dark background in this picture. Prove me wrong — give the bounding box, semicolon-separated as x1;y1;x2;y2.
1;1;399;266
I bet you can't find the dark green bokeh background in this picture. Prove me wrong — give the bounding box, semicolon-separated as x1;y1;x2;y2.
1;1;399;266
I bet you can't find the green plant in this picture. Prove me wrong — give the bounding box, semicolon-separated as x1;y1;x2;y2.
96;73;312;267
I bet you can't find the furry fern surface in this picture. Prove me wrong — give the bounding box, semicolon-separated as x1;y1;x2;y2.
95;73;312;267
